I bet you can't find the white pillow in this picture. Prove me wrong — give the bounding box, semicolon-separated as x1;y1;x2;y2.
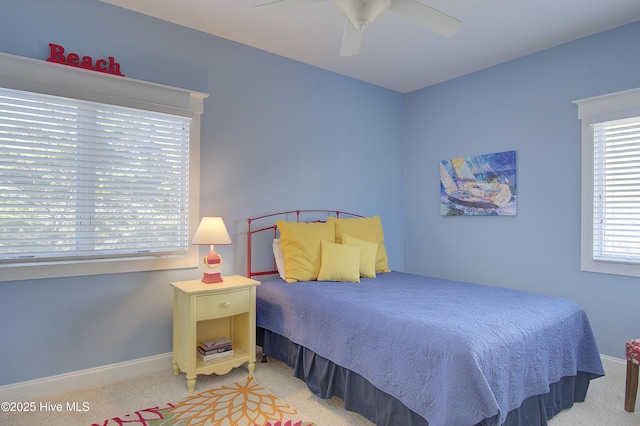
273;238;286;280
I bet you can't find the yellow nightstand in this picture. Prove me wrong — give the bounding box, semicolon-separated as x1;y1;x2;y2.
170;275;260;392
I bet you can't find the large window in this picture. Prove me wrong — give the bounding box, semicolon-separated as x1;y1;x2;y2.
575;87;640;277
0;52;207;281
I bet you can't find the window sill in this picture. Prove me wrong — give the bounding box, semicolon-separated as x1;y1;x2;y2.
0;251;199;282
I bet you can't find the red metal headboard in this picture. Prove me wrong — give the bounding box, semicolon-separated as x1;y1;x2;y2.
246;209;363;279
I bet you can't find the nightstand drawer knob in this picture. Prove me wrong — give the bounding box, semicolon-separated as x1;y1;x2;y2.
222;301;230;308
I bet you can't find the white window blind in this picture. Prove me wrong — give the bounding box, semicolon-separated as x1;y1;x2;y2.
592;116;640;263
0;87;191;263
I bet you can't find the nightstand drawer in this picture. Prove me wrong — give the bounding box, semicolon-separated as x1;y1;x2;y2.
196;289;249;320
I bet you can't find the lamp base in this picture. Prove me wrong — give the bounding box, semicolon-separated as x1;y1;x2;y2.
202;272;223;284
202;248;223;283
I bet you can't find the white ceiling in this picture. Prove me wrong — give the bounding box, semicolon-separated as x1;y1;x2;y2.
101;0;640;93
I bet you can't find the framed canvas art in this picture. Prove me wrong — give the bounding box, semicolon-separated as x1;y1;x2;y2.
440;150;517;216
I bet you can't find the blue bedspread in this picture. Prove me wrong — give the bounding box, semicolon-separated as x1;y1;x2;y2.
256;271;604;426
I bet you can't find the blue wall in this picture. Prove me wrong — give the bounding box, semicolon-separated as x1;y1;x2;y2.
0;0;404;386
403;21;640;361
0;0;637;388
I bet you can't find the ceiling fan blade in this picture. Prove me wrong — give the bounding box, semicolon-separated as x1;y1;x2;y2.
340;19;363;56
255;0;326;12
390;0;462;37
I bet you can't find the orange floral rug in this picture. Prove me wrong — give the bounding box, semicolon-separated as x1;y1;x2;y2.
92;376;317;426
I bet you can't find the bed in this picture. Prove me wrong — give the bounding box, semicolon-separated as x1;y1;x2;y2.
247;210;605;426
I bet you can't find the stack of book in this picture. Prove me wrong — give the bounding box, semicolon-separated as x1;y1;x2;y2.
198;337;233;361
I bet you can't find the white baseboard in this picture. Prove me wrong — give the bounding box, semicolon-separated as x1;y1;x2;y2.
0;352;626;402
601;354;627;378
0;352;173;402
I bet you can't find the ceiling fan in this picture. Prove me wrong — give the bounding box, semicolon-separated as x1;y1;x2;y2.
255;0;462;56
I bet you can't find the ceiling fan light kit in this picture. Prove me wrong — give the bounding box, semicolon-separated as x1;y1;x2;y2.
335;0;390;31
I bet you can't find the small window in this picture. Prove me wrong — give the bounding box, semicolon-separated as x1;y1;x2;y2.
575;88;640;277
0;52;207;281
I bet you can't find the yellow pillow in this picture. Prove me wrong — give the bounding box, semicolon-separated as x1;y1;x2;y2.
342;233;377;278
276;220;335;283
327;216;390;273
317;240;360;283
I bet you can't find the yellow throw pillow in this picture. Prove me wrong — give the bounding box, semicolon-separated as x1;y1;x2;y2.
327;216;390;273
317;240;360;283
276;220;335;283
342;233;377;278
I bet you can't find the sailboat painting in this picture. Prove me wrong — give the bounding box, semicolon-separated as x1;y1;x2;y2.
440;150;517;216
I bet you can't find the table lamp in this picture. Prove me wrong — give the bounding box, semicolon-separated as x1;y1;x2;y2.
191;217;232;283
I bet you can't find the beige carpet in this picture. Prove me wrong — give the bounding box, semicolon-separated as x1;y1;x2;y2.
1;350;638;425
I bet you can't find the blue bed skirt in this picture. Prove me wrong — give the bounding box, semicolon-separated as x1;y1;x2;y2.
258;328;594;426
